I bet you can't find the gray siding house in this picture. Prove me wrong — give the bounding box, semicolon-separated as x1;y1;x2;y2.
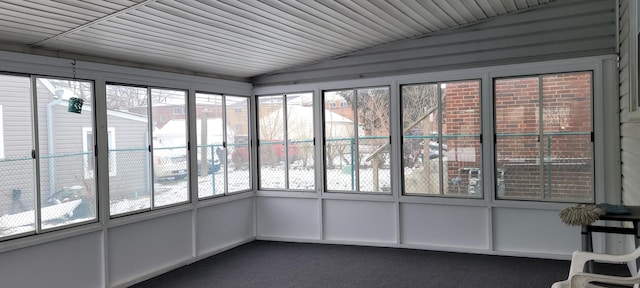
0;76;149;218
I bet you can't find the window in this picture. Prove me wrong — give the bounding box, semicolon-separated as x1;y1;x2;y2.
195;93;251;198
323;87;390;193
494;72;593;202
401;80;482;197
0;75;35;239
107;84;189;216
258;93;315;190
226;96;251;192
173;107;182;115
82;127;116;178
0;76;98;240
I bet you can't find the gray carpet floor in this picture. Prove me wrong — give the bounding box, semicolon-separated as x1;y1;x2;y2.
131;241;630;288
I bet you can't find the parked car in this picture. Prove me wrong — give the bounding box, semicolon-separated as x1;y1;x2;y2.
154;149;188;180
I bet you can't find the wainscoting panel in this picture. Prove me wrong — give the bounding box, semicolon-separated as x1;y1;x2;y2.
401;203;489;250
323;199;396;244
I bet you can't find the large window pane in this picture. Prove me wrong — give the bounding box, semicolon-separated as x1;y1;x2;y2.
258;95;285;189
402;84;439;194
495;77;541;199
324;87;390;193
227;96;251;193
357;88;390;192
0;75;35;238
495;72;593;202
541;73;593;201
402;80;481;197
151;88;188;207
195;93;225;198
442;81;482;196
36;77;97;230
286;94;315;190
106;85;151;215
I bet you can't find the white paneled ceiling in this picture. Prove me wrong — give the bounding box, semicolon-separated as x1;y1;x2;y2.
0;0;553;80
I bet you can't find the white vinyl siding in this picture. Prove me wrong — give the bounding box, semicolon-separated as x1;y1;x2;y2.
82;127;116;178
0;105;4;159
621;0;640;206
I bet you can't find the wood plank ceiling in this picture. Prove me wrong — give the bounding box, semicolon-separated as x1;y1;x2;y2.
0;0;553;80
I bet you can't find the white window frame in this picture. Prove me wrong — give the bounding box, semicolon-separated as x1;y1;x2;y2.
83;127;116;178
0;105;4;159
257;93;315;191
322;87;391;194
400;80;483;198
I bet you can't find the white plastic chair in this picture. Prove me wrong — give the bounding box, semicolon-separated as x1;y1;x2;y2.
552;246;640;288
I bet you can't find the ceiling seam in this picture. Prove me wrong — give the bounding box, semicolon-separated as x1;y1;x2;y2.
30;0;158;47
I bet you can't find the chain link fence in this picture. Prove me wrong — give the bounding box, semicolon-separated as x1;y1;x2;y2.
109;148;151;215
197;145;225;198
0;156;35;238
0;153;96;239
325;137;391;192
288;140;315;190
228;143;251;193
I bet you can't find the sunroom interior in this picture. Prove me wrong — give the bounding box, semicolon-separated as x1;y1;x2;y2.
0;0;634;287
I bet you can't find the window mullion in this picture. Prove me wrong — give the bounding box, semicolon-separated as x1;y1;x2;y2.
147;87;155;209
353;89;360;192
283;95;289;190
538;76;545;201
437;83;444;195
30;76;42;233
222;95;229;196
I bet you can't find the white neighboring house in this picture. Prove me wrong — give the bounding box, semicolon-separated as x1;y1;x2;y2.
153;118;234;178
260;106;353;140
154;118;232;147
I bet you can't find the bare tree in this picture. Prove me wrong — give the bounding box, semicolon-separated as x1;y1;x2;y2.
401;84;439;128
257;97;284;166
341;88;390;137
401;84;439;162
106;85;148;110
45;78;92;101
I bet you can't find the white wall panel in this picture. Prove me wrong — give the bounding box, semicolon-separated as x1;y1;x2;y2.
401;203;489;249
257;197;319;240
323;200;396;243
0;231;102;288
108;211;192;287
493;208;581;254
197;198;254;255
